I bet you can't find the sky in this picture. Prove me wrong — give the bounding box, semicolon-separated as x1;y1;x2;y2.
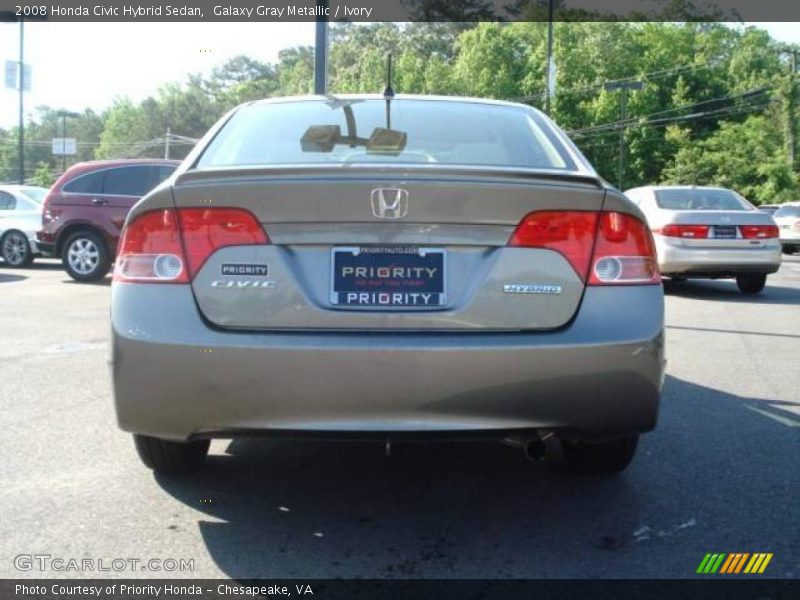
0;21;798;129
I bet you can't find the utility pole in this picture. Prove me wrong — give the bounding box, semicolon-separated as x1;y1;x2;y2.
57;110;78;173
165;127;171;159
779;48;798;171
314;0;329;95
544;0;555;115
604;80;643;189
18;19;24;184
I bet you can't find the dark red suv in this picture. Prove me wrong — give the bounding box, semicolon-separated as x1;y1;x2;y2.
38;159;179;281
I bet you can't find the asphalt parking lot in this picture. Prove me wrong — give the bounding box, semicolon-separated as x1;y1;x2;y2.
1;258;798;579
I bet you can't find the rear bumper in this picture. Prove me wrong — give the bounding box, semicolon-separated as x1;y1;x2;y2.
656;237;781;275
779;231;800;244
111;285;665;441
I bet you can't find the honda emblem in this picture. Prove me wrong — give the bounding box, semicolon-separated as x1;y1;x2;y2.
371;188;409;219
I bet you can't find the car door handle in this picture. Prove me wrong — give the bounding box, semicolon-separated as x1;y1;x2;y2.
91;198;109;206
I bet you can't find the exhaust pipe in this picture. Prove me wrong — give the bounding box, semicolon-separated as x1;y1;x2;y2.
524;439;547;461
503;431;556;461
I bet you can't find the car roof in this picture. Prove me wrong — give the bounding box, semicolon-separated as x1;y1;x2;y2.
68;158;180;169
246;94;542;114
630;185;737;193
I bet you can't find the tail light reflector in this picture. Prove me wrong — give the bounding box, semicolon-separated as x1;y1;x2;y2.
114;208;268;283
740;224;779;239
656;224;709;238
587;212;659;285
508;210;659;285
508;211;598;280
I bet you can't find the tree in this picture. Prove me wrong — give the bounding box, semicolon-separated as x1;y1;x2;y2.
663;115;798;202
31;162;55;187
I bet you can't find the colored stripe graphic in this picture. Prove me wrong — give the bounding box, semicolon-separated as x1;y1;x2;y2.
696;553;714;574
699;553;773;574
758;553;773;573
709;553;726;573
734;553;749;573
719;554;735;574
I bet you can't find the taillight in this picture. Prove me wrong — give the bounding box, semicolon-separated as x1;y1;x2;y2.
794;221;800;232
114;210;188;283
508;211;598;280
508;210;659;285
114;208;268;283
656;224;709;239
588;212;659;285
176;208;269;277
41;194;59;225
740;224;779;239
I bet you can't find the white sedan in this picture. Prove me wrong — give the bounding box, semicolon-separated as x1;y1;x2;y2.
625;185;781;294
772;202;800;254
0;185;48;267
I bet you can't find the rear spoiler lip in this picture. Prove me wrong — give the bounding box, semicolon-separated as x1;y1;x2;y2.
174;164;606;189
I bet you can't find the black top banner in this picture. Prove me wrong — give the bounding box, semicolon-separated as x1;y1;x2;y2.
1;0;800;22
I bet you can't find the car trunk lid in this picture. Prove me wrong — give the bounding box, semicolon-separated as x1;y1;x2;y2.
171;166;607;331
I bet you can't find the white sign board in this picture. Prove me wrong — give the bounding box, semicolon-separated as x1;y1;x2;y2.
547;57;557;99
4;60;16;90
21;64;31;92
52;138;77;156
4;60;31;91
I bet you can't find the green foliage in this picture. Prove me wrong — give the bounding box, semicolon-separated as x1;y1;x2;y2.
664;115;798;202
31;162;55;188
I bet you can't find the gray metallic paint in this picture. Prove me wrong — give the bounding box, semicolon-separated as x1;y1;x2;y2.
111;96;664;443
111;284;664;441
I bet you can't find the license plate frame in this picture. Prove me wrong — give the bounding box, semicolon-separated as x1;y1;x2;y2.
330;246;447;309
712;225;738;239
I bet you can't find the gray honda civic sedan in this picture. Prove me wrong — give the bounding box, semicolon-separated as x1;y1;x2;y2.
111;95;665;475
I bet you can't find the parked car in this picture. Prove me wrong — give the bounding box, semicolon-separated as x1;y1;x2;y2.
757;203;782;216
772;202;800;254
0;185;49;267
37;159;179;281
112;95;665;476
625;185;781;294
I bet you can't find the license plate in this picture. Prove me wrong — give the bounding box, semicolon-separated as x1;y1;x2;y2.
713;225;737;239
330;246;446;308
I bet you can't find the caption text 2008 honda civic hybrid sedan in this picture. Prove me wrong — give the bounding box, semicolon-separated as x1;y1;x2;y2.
111;95;666;476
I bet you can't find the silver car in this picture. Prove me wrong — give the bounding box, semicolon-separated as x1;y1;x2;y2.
772;202;800;254
0;185;48;267
111;95;665;476
625;185;781;294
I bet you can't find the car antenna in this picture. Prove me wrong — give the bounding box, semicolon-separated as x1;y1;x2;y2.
383;53;394;130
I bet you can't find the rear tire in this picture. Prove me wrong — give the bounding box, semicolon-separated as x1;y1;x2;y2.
782;245;797;255
560;435;639;474
1;231;33;267
736;273;767;294
133;434;209;475
62;230;111;282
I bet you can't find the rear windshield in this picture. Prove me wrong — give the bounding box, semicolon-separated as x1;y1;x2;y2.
196;99;579;171
19;187;46;203
654;189;751;211
774;205;800;218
